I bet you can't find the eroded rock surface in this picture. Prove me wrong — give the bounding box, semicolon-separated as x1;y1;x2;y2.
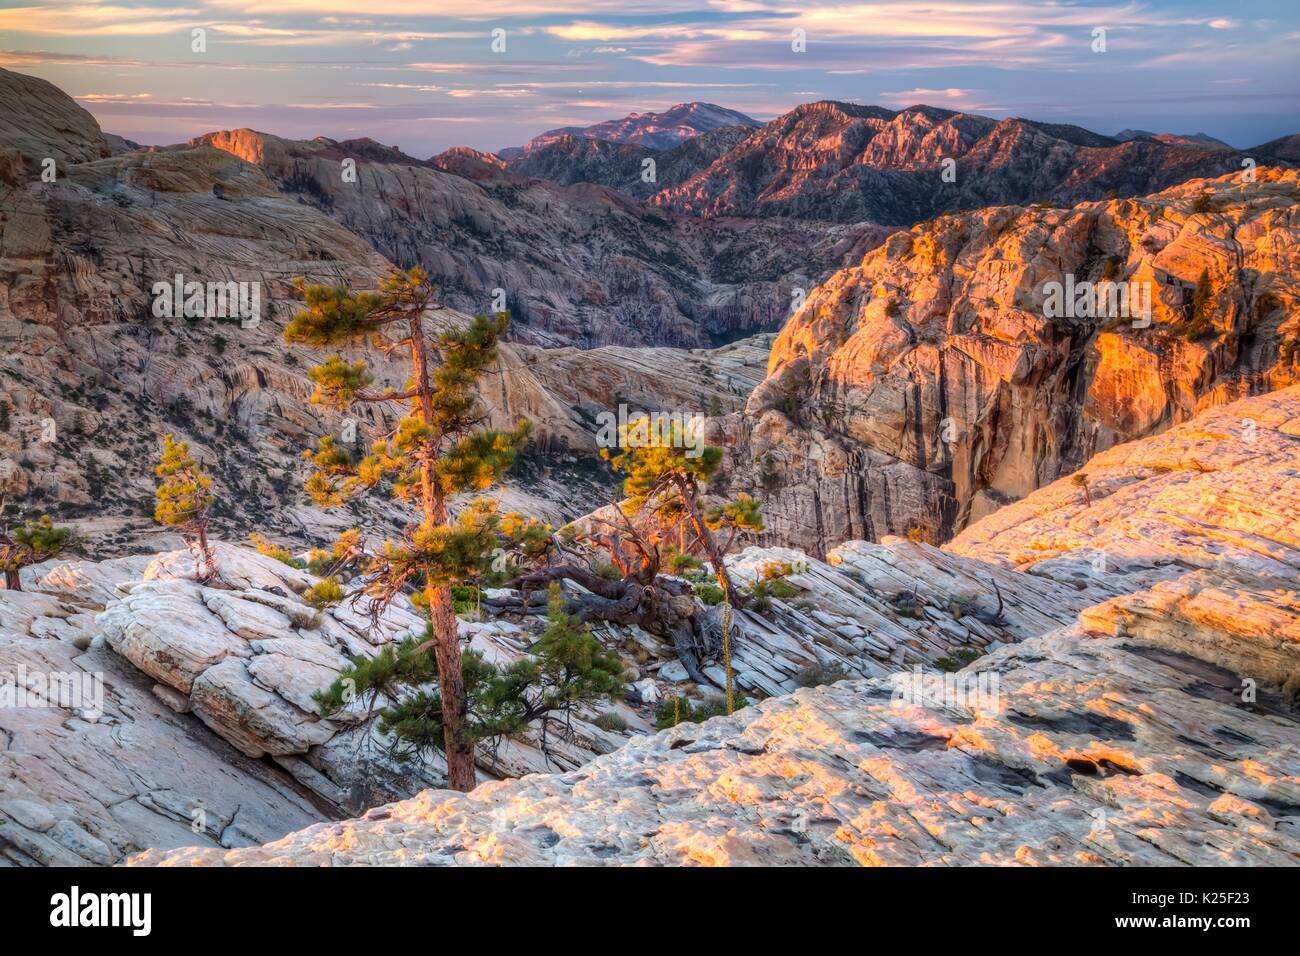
131;387;1300;867
131;608;1299;867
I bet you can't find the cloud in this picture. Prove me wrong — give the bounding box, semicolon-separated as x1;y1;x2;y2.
5;0;1296;155
75;92;155;101
0;49;147;65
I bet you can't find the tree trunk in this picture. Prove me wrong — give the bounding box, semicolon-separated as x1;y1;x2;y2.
426;583;475;791
673;476;742;607
673;476;741;710
408;313;476;793
3;568;19;591
197;525;213;579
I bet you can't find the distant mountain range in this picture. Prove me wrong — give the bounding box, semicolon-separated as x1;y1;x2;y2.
501;100;1295;225
1113;129;1233;150
497;102;760;158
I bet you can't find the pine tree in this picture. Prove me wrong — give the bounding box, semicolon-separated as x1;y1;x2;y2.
596;416;763;711
316;583;625;768
153;434;215;578
484;414;764;704
287;266;529;791
0;514;74;591
1071;472;1091;508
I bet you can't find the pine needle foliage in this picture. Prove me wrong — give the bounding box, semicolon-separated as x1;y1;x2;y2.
287;266;531;790
153;434;215;578
0;515;74;591
315;584;626;764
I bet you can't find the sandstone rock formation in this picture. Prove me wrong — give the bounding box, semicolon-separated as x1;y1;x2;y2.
0;541;618;864
723;170;1300;556
0;69;108;183
5;515;1059;863
130;386;1300;867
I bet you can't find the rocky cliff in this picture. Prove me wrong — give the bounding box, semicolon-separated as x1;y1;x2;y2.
502;126;755;201
719;169;1299;556
499;102;760;157
127;385;1300;866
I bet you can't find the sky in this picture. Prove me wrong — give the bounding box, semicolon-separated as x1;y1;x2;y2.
1;1;1296;156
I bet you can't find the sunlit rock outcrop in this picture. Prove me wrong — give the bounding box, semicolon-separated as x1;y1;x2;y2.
723;170;1299;555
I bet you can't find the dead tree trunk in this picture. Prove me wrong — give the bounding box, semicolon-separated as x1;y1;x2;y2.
484;570;719;685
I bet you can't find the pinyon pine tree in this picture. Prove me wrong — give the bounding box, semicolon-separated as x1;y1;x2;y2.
603;417;763;711
0;514;73;590
317;582;626;768
485;414;764;713
286;266;529;791
154;434;215;578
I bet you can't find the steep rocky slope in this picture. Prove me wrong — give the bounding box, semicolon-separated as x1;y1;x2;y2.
131;386;1300;866
650;101;1288;224
194;126;871;349
719;169;1300;556
503;126;754;201
0;70;109;183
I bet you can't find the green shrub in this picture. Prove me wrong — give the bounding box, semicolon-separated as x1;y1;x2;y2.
667;551;704;575
693;581;724;605
593;711;628;732
654;694;741;729
302;576;345;609
451;583;480;615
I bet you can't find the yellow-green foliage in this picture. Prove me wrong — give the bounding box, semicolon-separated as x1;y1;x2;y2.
302;576;345;609
0;515;73;574
153;434;213;533
249;532;302;568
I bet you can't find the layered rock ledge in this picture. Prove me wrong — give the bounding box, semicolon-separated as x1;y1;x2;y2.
130;387;1300;866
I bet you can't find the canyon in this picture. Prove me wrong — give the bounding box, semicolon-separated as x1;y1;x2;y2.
0;67;1297;868
725;169;1300;554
